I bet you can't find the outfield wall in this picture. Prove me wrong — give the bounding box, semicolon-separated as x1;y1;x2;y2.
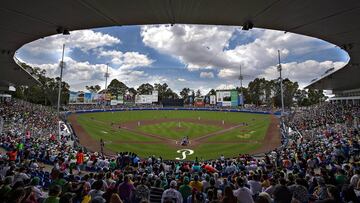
65;107;281;116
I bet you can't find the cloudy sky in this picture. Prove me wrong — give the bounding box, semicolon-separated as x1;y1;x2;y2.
16;25;349;94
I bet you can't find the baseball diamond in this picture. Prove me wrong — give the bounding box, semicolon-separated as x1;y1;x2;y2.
68;109;280;160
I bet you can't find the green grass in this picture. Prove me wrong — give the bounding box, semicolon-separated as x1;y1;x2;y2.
106;143;178;158
74;110;273;160
205;118;270;142
137;121;222;139
76;116;157;142
105;142;262;160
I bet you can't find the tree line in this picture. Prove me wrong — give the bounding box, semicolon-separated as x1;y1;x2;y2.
12;63;326;108
94;78;326;107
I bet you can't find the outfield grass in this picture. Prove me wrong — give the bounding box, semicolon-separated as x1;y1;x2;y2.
75;110;271;160
76;116;157;142
205;119;269;142
138;121;223;139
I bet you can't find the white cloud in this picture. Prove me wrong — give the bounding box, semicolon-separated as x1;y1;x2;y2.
30;56;160;91
98;49;123;64
216;84;236;90
200;72;214;78
98;49;154;69
19;25;348;93
20;30;121;56
260;60;346;87
141;24;234;71
218;69;237;78
141;25;348;86
121;52;154;69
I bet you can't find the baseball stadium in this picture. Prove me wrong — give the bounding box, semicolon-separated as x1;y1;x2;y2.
0;1;359;203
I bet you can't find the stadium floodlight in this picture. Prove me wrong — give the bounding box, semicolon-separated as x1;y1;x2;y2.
104;63;110;106
239;65;244;107
57;44;65;117
104;63;109;90
277;50;285;116
56;27;70;35
56;44;66;140
242;20;254;30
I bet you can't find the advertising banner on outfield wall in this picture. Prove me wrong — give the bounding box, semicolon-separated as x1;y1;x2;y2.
84;92;92;103
69;91;106;104
135;91;158;104
216;91;231;102
135;95;157;104
222;101;232;106
231;90;238;106
69;91;77;104
110;99;123;105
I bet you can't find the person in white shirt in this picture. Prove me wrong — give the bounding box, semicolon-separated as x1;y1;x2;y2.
248;175;262;195
161;180;183;203
202;175;210;192
350;169;360;187
13;167;29;184
233;177;254;203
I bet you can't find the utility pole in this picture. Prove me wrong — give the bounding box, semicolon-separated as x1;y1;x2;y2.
277;50;285;115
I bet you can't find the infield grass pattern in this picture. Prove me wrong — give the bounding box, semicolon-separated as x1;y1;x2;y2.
76;110;272;160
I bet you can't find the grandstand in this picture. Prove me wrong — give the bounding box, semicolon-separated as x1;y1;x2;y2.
0;1;359;203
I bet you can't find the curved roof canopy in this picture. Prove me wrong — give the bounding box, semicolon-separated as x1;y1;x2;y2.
1;0;360;89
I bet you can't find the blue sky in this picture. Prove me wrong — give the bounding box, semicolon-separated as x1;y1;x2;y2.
16;24;349;94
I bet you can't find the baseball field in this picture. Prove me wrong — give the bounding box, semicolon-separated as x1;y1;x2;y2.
68;110;280;160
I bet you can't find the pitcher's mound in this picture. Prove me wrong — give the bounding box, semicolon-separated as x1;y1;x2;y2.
171;126;189;132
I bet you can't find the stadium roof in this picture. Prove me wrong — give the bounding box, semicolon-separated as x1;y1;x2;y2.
305;63;360;91
1;0;360;90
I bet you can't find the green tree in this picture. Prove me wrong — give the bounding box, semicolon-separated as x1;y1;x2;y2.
14;62;70;106
128;87;137;96
236;87;250;104
164;88;179;99
263;80;275;105
86;85;101;93
308;88;327;104
272;78;299;108
154;83;169;100
180;88;191;99
107;79;128;96
195;89;202;97
207;89;216;96
248;78;266;105
294;89;310;106
137;83;154;95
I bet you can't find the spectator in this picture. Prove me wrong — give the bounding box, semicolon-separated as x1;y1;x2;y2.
161;180;182;203
233;177;254;203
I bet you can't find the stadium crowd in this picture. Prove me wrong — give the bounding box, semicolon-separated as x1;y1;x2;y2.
0;99;359;203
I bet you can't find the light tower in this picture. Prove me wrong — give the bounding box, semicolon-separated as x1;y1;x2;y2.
104;63;109;91
57;44;65;116
277;50;285;115
238;65;244;106
104;63;110;105
57;44;65;140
